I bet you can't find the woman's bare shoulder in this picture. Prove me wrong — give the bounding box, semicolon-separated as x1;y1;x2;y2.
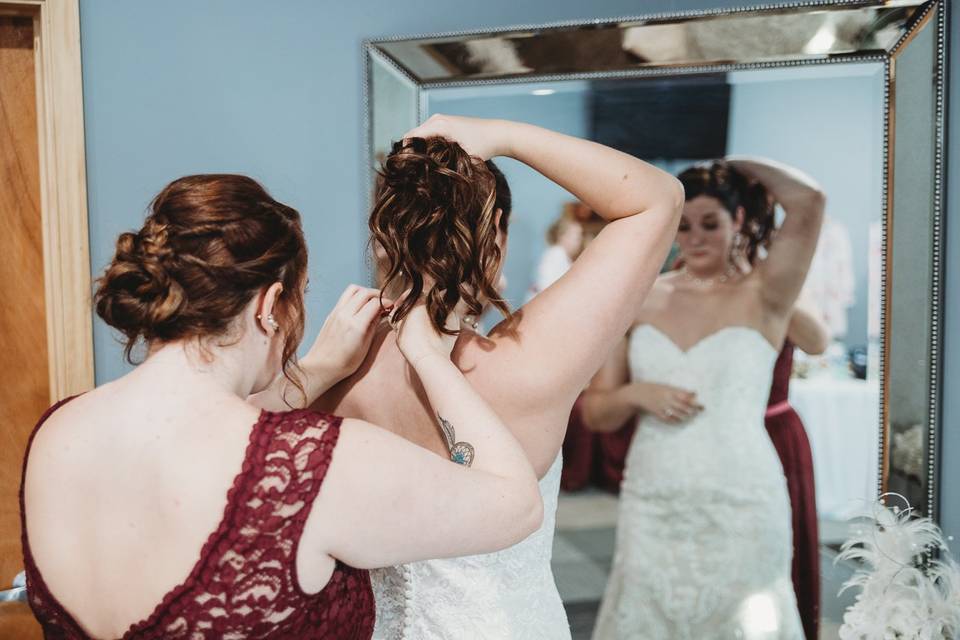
631;271;677;323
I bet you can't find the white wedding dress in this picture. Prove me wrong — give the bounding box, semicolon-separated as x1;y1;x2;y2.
593;324;804;640
370;455;571;639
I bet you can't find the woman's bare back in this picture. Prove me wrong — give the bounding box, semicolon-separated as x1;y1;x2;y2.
313;323;575;474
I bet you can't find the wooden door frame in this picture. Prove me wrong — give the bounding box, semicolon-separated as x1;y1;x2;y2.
2;0;93;399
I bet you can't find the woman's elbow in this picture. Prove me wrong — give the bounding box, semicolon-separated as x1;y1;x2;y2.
580;393;605;432
803;189;827;218
508;484;545;545
667;175;686;211
807;333;830;356
581;398;621;433
649;175;685;218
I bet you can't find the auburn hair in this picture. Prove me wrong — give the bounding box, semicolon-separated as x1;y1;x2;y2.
370;137;512;334
95;174;308;393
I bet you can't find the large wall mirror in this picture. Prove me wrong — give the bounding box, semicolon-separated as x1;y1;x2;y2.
366;0;947;635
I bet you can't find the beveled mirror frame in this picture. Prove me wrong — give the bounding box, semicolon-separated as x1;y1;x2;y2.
363;0;949;519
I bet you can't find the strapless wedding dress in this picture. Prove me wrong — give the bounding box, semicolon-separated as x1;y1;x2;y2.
370;455;571;639
593;325;803;640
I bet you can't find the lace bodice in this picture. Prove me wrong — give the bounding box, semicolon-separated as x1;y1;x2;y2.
371;455;570;640
592;325;803;639
623;324;787;492
21;399;375;639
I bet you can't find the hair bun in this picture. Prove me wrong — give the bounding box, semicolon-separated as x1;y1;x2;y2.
95;228;185;340
94;173;308;390
381;137;470;196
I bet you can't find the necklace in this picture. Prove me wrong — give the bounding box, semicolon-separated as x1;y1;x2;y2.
681;265;738;287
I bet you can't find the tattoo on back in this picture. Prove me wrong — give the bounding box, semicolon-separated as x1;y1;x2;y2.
437;412;475;467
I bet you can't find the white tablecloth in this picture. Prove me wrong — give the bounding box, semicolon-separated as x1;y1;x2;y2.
788;377;881;520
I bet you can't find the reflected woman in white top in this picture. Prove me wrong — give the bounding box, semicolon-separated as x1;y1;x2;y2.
528;205;585;300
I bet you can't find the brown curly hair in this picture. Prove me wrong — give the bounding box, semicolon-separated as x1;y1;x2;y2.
370;137;512;335
678;160;775;264
95;174;308;391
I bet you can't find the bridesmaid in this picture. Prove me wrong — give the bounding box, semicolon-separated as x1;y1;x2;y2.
19;174;542;639
766;305;830;640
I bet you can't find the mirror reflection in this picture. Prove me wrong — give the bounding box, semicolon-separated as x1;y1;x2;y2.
376;2;926;82
423;63;884;638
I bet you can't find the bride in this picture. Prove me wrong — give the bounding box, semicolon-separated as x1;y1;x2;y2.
312;115;683;638
584;158;824;639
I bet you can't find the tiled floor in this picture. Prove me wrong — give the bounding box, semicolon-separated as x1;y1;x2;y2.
551;491;861;639
553;490;618;640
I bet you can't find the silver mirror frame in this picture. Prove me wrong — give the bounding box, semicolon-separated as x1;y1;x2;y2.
363;0;949;519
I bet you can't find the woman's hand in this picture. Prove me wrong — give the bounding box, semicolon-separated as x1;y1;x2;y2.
248;285;390;411
303;285;391;380
392;298;459;367
403;114;512;160
632;382;703;424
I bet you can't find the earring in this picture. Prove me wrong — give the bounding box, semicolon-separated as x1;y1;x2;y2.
256;313;280;332
730;232;744;259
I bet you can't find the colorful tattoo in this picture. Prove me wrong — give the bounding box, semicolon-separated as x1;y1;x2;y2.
437;413;475;467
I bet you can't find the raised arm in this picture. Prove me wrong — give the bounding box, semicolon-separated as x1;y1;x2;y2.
494;122;683;392
301;301;543;570
726;157;825;316
404;116;683;473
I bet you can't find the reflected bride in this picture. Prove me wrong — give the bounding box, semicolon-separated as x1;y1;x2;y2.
584;159;824;639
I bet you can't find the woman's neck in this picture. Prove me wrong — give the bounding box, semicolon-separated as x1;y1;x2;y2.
135;341;254;399
381;280;475;321
679;261;743;288
682;262;731;280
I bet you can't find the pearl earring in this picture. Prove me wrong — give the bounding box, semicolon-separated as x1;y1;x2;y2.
256;313;280;331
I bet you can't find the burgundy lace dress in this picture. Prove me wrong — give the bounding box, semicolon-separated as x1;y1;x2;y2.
20;398;375;639
764;343;819;640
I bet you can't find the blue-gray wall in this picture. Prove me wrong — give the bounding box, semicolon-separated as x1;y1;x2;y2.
79;0;957;546
80;0;709;383
727;65;885;349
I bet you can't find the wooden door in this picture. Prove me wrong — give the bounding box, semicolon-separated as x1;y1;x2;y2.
0;10;47;638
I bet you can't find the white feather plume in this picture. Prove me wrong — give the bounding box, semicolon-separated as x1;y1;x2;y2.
837;494;960;639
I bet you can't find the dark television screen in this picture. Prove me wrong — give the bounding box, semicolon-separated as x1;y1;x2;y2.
589;75;730;160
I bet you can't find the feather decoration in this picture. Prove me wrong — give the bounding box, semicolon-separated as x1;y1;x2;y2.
837;494;960;639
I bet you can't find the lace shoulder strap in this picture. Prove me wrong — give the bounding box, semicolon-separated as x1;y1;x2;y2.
204;407;342;556
126;409;344;634
186;409;342;582
248;408;344;535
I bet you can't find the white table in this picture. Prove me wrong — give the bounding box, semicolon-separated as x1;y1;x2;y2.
788;376;881;520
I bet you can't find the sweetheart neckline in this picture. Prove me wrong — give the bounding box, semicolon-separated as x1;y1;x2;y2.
632;323;779;356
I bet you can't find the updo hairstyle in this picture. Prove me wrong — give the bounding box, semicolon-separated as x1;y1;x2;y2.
95;174;307;388
677;160;775;264
369;137;512;335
